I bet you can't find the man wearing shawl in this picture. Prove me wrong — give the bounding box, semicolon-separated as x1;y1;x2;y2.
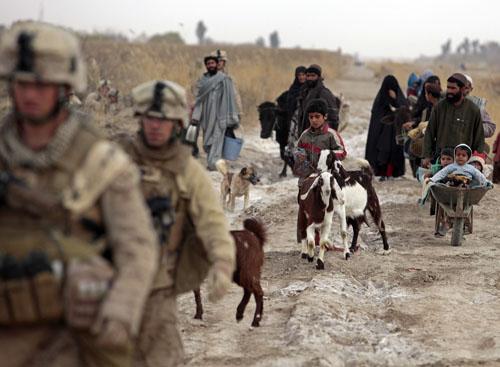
365;75;407;179
192;55;240;170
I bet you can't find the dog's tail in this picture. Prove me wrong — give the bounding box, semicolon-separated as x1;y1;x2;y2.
215;159;228;177
243;218;266;248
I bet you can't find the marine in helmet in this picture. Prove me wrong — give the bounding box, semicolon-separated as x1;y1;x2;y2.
0;21;158;366
85;78;112;113
118;80;236;367
106;87;121;114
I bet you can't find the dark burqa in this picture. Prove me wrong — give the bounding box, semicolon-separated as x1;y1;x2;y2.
286;66;306;121
365;75;407;177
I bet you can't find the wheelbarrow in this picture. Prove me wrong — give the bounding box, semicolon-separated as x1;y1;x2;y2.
430;184;492;246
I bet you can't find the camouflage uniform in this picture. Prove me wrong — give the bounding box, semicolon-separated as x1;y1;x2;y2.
121;80;236;367
84;79;111;113
0;21;158;367
107;88;121;115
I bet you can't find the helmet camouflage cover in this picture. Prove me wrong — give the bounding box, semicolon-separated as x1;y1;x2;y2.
0;21;87;93
211;49;227;61
99;79;111;88
132;80;188;128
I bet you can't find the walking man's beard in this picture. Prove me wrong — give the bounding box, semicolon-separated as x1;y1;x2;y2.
446;91;462;103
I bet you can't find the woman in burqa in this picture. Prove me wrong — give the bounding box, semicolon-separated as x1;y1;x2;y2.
365;75;407;179
286;66;307;122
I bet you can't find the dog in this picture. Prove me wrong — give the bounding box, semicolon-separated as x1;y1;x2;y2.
216;159;259;211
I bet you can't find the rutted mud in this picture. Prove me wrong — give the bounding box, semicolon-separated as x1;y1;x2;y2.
175;65;500;367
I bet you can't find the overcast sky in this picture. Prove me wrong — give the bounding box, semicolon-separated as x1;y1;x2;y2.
1;0;498;59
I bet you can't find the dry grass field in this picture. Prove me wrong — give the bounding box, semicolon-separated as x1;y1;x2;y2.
81;37;349;124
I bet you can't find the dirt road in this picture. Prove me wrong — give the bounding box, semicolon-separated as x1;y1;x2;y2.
177;65;500;367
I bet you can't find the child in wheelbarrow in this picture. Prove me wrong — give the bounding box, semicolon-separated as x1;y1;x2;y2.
427;144;491;188
424;144;492;236
418;147;454;182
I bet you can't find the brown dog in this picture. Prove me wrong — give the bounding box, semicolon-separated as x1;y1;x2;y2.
216;160;259;211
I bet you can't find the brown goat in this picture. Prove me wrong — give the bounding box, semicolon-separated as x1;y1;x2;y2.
193;218;266;327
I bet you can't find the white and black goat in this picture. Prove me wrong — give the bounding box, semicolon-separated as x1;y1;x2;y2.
297;171;349;270
318;150;390;253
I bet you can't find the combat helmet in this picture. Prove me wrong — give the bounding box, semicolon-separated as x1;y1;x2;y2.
98;79;111;89
211;49;227;61
132;80;188;128
0;21;87;93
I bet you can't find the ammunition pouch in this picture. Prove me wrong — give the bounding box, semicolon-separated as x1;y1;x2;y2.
0;252;63;325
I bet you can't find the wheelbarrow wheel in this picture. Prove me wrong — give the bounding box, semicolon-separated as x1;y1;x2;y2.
451;217;464;246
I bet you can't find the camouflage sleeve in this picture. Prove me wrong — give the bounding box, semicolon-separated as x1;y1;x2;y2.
184;159;235;275
99;163;159;335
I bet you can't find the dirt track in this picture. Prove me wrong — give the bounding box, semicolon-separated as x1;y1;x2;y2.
177;65;500;367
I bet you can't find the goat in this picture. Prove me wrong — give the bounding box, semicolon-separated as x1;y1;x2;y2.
318;150;390;253
258;91;293;177
297;171;349;270
193;218;266;327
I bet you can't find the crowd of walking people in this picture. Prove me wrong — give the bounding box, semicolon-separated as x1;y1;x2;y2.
0;19;497;367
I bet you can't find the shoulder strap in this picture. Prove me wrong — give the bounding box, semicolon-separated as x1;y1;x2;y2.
165;165;192;252
166;198;187;252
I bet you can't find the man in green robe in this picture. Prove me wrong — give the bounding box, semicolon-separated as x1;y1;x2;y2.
422;73;485;167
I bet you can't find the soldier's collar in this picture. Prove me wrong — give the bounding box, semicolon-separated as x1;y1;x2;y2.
133;135;188;174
